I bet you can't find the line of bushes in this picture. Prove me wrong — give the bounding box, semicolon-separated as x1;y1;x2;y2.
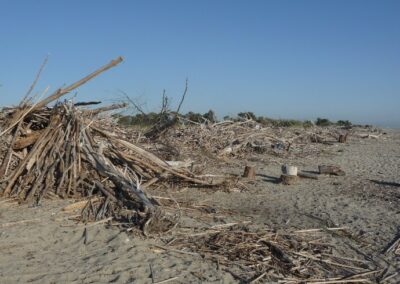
114;110;351;128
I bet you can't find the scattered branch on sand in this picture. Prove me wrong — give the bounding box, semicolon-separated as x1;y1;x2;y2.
154;276;179;284
358;133;382;139
382;231;400;255
1;218;41;228
170;224;379;283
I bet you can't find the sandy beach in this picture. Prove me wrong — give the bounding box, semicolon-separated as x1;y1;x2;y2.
1;128;399;283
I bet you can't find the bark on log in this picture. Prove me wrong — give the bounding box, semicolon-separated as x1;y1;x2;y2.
318;165;345;176
280;174;297;185
13;130;46;150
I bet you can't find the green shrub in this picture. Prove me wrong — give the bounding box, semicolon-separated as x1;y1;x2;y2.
336;120;352;127
237;112;257;120
255;116;274;125
315;117;332;126
272;119;304;127
255;116;306;127
113;112;165;127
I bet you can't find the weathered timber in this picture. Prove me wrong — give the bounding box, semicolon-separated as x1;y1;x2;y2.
318;165;345;176
13;129;46;150
298;171;319;180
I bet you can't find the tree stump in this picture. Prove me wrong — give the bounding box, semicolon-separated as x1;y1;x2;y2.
281;165;298;176
338;133;348;143
280;174;297;185
318;165;345;176
242;166;256;179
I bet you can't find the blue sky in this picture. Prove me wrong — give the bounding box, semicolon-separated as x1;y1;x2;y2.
1;0;399;127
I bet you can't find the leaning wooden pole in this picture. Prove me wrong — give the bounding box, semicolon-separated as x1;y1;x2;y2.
33;56;123;110
0;57;124;138
84;103;128;116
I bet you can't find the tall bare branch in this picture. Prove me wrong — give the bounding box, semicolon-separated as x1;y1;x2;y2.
176;78;188;114
118;89;147;116
34;56;123;110
20;55;49;106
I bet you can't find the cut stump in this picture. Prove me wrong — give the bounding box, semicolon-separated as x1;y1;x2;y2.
280;174;297;185
243;166;256;179
338;133;348;143
281;165;298;176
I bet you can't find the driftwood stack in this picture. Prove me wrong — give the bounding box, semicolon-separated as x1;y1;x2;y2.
0;57;218;227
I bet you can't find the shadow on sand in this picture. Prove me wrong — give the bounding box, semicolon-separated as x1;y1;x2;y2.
257;174;281;184
369;179;400;187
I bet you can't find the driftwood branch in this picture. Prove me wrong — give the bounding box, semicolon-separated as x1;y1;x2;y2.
34;56;123;110
0;121;22;176
118;90;147;116
176;78;188;114
20;55;49;106
74;101;101;107
84;103;128;116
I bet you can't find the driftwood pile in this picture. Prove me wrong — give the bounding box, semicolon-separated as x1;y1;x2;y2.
0;57;218;227
150;119;351;162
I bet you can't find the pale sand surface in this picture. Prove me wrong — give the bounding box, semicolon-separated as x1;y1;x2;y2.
1;129;399;283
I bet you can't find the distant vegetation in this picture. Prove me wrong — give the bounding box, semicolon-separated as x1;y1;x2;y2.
315;117;332;126
114;110;351;129
336;120;352;127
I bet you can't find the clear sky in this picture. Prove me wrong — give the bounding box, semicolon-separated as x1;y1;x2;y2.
1;0;399;127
